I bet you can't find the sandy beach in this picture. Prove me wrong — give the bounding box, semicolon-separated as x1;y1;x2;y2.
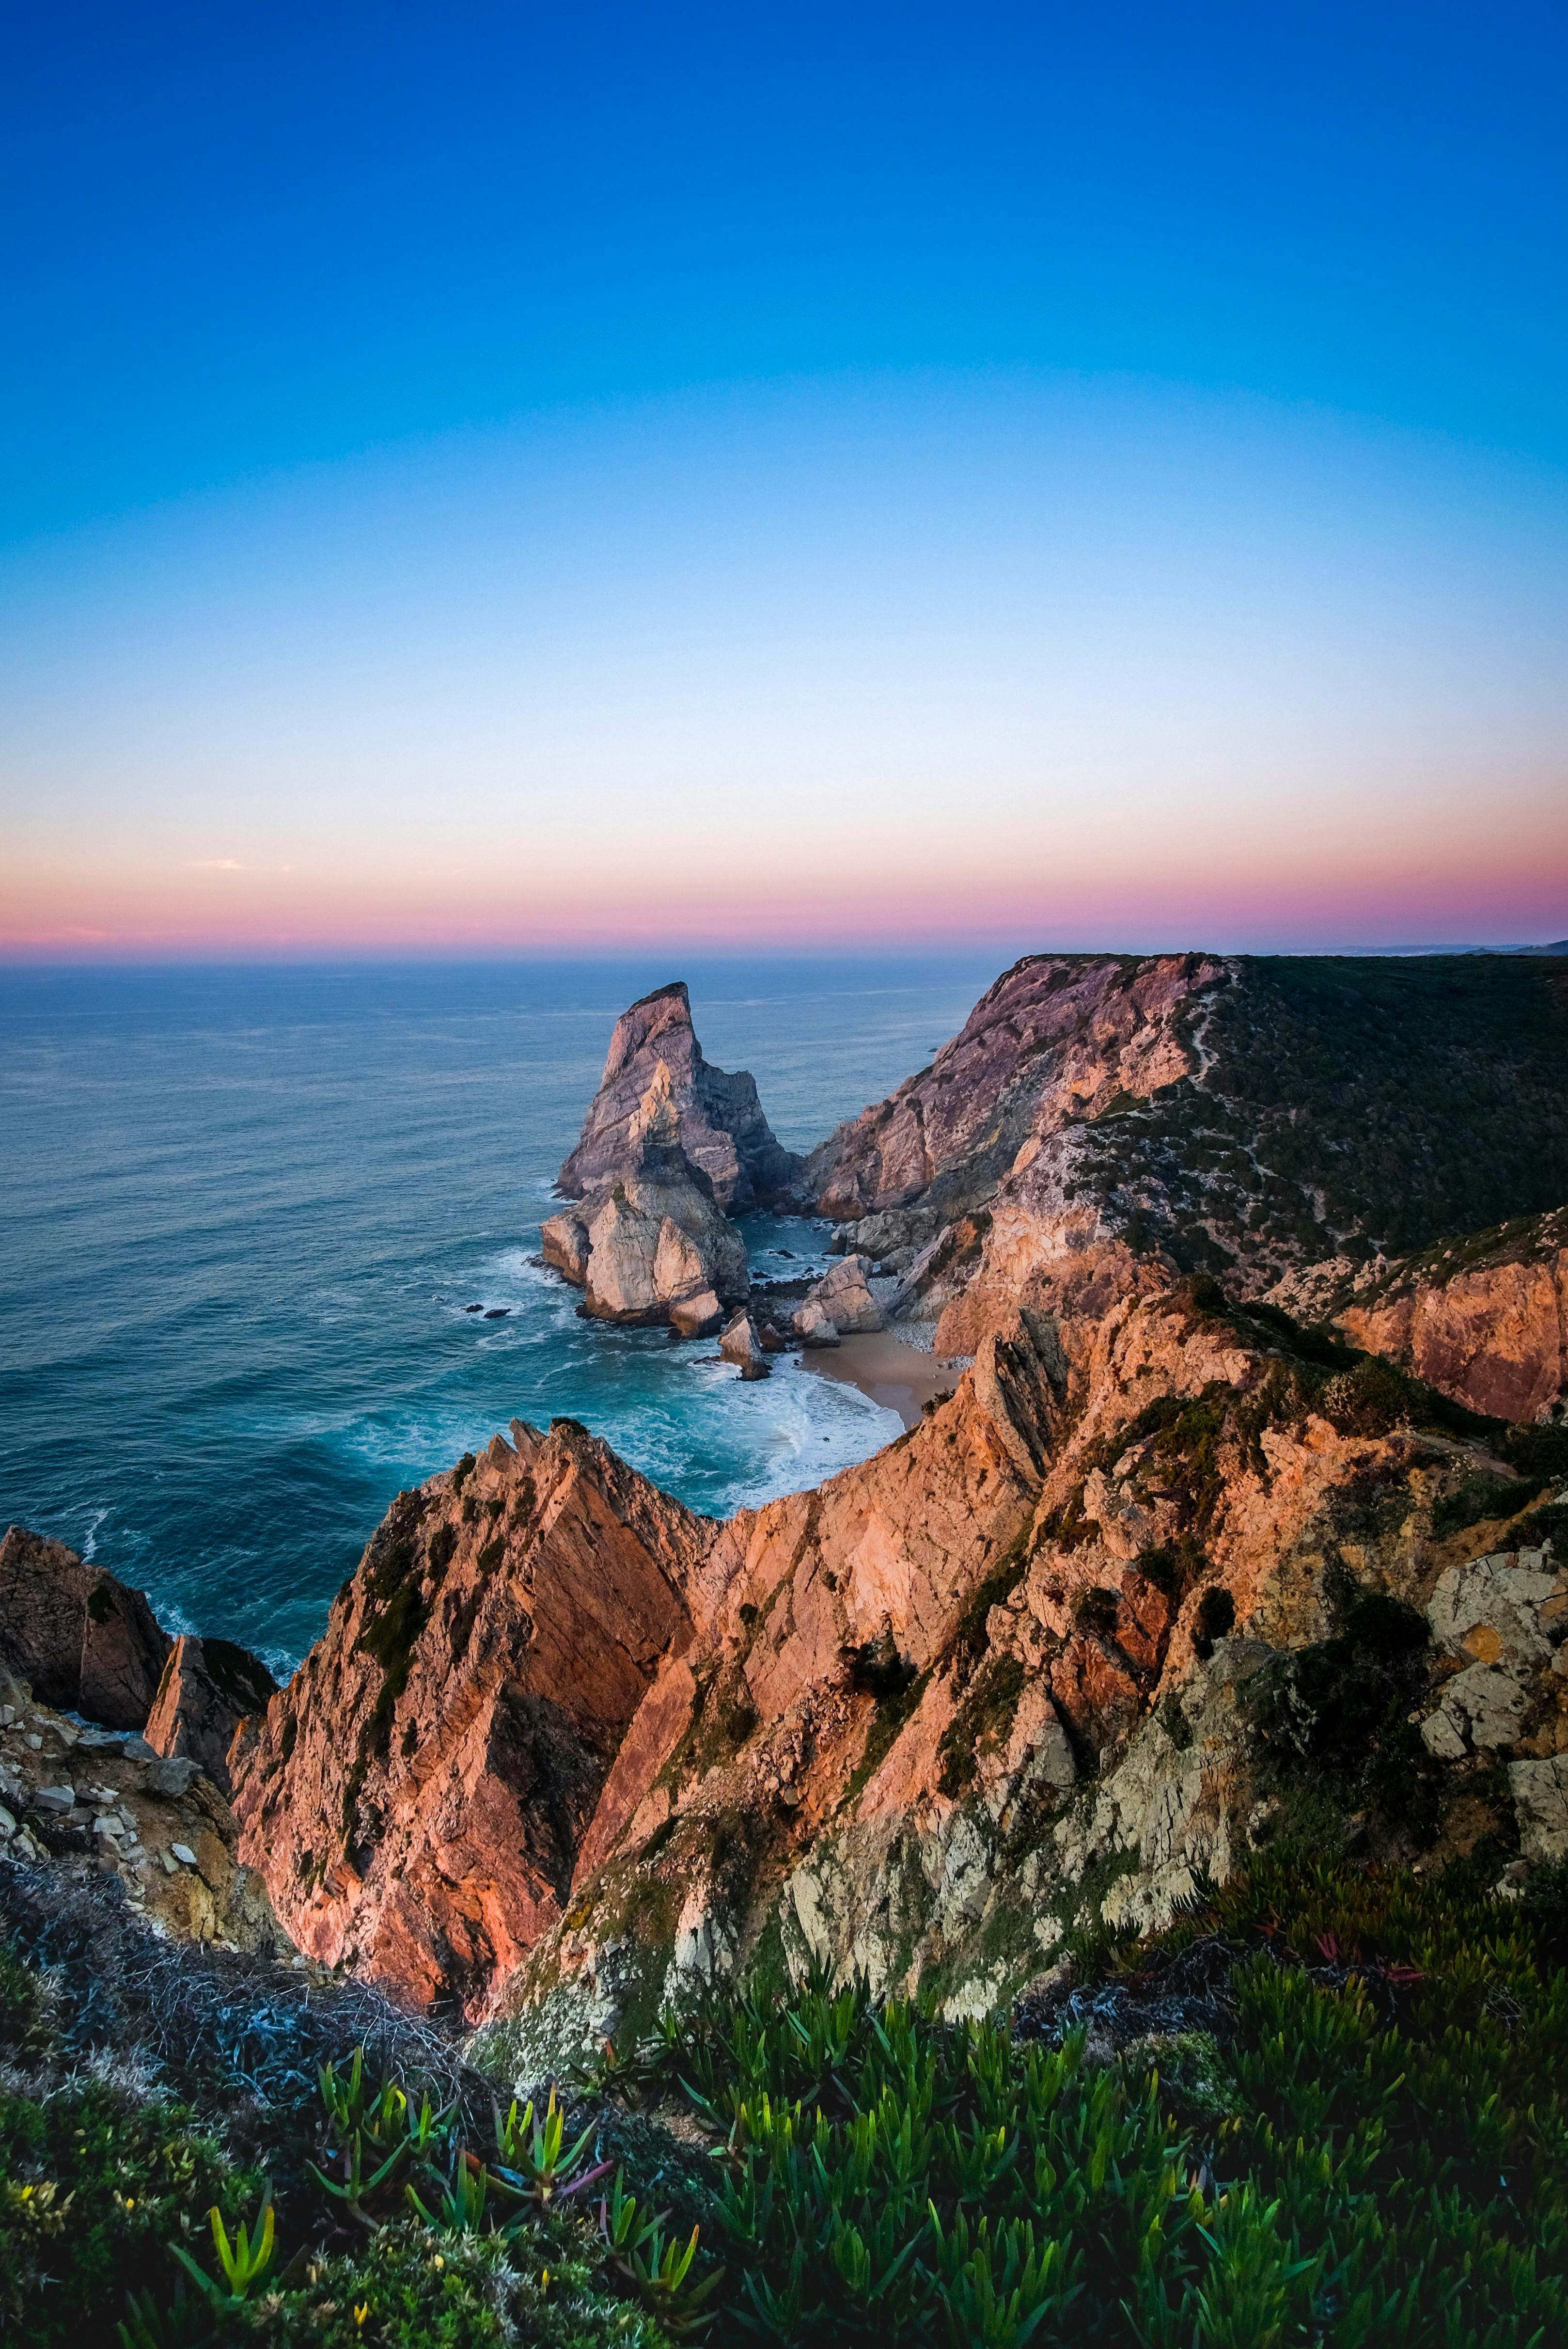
800;1330;967;1430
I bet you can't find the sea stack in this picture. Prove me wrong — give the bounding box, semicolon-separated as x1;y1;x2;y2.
542;1061;750;1323
557;979;801;1212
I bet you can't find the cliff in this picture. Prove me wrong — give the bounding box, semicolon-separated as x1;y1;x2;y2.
558;978;800;1211
228;1267;1568;2053
230;1419;706;2016
1321;1204;1568;1425
809;951;1568;1357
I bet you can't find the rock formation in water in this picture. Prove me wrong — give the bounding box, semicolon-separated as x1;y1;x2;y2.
719;1310;770;1380
0;1526;172;1731
558;979;801;1212
542;1063;751;1324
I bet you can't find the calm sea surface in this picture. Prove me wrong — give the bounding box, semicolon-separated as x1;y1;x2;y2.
0;957;999;1672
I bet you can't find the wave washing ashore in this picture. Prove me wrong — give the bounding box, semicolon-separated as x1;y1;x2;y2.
0;956;999;1671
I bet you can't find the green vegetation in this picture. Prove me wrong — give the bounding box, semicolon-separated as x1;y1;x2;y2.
1071;954;1568;1275
5;1834;1568;2344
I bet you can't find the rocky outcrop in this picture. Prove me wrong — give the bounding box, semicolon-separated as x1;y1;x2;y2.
794;1298;840;1346
542;1064;750;1324
558;980;800;1212
144;1634;279;1796
230;1420;707;2019
1327;1208;1568;1425
670;1287;723;1338
471;1284;1568;2071
0;1526;171;1731
0;1666;282;1953
797;1254;884;1337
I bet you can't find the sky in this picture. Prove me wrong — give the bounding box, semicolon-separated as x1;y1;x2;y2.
2;1;1566;959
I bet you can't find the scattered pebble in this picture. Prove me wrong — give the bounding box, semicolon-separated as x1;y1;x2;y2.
171;1842;198;1866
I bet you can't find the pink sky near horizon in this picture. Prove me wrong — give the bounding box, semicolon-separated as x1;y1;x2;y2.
6;823;1565;960
5;372;1568;962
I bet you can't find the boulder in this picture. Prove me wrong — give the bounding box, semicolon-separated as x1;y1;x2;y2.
720;1313;771;1380
795;1298;840;1347
802;1254;884;1334
0;1526;171;1731
558;980;801;1212
144;1634;279;1796
670;1288;723;1339
540;1212;590;1283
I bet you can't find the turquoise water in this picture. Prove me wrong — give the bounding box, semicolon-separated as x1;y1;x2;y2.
0;957;999;1672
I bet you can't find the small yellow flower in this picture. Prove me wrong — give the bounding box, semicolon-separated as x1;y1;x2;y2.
354;2306;369;2326
433;2254;444;2270
541;2270;550;2290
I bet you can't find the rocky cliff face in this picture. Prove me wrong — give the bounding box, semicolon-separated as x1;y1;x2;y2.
204;950;1568;2069
811;952;1568;1364
467;1281;1568;2074
144;1634;279;1796
1325;1207;1568;1426
230;1419;706;2018
558;980;800;1212
0;1526;172;1731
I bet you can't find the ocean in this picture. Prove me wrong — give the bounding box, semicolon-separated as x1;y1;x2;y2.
0;956;1000;1674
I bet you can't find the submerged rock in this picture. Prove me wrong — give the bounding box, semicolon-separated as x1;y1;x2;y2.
719;1312;771;1380
559;979;800;1212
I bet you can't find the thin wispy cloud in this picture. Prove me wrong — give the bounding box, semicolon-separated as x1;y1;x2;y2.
188;858;246;870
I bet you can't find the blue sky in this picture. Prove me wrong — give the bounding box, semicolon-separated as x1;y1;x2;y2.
3;2;1566;952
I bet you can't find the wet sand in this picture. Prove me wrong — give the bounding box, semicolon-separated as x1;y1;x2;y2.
801;1331;965;1430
